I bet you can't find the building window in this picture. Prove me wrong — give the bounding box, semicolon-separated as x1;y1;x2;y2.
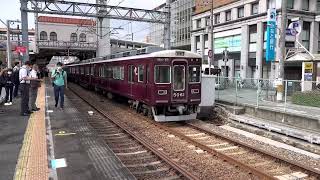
196;19;201;28
252;3;259;15
238;7;244;18
49;32;57;41
287;0;294;9
215;14;220;24
249;25;257;52
70;33;77;42
302;0;309;10
226;10;231;21
302;21;310;50
79;33;86;42
40;31;47;40
196;36;200;52
205;16;210;26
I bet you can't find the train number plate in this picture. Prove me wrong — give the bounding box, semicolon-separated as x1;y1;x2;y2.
173;92;185;98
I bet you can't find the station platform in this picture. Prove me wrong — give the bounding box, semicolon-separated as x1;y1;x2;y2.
0;81;135;180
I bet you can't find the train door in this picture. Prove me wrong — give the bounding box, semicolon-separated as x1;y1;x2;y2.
128;65;134;97
172;60;187;102
137;65;146;100
145;64;151;102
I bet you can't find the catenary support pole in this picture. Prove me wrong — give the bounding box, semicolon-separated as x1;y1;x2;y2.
6;20;12;68
278;0;287;101
20;0;29;63
164;0;171;50
209;0;214;75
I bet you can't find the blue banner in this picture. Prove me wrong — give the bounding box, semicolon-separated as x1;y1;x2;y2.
266;8;277;62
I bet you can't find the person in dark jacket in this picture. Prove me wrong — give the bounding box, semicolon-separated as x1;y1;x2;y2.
13;62;20;98
3;69;14;106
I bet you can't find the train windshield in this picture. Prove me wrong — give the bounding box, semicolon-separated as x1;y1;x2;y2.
189;66;201;83
155;66;170;84
173;65;185;91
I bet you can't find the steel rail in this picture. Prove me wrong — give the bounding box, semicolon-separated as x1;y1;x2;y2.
154;123;276;180
68;86;199;180
187;122;320;177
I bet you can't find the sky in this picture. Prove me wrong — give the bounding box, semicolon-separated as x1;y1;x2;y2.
0;0;165;41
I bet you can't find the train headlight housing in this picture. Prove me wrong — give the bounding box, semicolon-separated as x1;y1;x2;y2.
158;90;168;95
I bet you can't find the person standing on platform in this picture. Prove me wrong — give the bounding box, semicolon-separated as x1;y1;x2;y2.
13;62;21;98
3;69;14;106
51;62;67;109
19;61;32;116
0;68;6;104
29;64;42;111
0;68;7;114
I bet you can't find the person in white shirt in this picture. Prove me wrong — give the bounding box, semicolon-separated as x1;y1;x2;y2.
19;61;33;116
30;64;42;111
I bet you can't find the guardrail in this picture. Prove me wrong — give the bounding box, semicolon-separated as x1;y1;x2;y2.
214;76;320;120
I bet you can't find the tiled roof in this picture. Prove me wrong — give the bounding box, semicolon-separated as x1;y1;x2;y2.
38;16;96;26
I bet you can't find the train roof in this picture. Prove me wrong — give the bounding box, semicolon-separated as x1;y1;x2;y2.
67;50;201;66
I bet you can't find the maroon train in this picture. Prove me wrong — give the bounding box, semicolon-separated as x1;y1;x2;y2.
66;49;202;122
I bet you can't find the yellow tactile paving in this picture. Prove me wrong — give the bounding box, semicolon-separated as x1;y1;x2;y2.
14;84;48;180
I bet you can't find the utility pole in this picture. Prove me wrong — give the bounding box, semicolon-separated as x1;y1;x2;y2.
21;0;29;63
6;20;12;68
278;0;287;100
209;0;214;75
164;0;171;50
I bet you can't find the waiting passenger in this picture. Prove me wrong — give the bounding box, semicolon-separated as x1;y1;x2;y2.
13;62;21;98
3;69;14;106
0;68;7;108
19;61;33;116
0;68;6;102
30;64;42;111
51;62;67;109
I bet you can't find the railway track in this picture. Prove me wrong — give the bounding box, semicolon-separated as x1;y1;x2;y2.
67;86;198;180
68;83;320;179
156;122;320;180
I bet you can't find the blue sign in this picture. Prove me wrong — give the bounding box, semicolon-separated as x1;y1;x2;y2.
266;9;277;62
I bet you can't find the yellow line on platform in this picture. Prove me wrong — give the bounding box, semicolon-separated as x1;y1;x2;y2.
13;84;48;180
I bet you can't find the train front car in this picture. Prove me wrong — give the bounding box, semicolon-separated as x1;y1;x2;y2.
150;50;202;122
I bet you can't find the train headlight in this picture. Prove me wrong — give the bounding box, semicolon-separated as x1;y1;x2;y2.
191;89;199;94
158;90;168;95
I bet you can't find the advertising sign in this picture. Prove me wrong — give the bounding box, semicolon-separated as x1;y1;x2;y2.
15;46;27;53
266;8;277;62
304;62;313;81
214;35;241;53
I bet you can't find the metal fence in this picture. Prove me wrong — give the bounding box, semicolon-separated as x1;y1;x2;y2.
214;76;320;119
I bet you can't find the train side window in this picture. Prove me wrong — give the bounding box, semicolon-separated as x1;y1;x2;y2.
146;65;149;83
189;66;201;83
113;66;121;80
155;65;170;84
128;65;134;82
81;67;84;75
138;65;144;83
120;66;124;80
91;65;94;76
86;66;90;75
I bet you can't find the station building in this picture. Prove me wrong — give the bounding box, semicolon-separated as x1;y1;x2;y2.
191;0;320;80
